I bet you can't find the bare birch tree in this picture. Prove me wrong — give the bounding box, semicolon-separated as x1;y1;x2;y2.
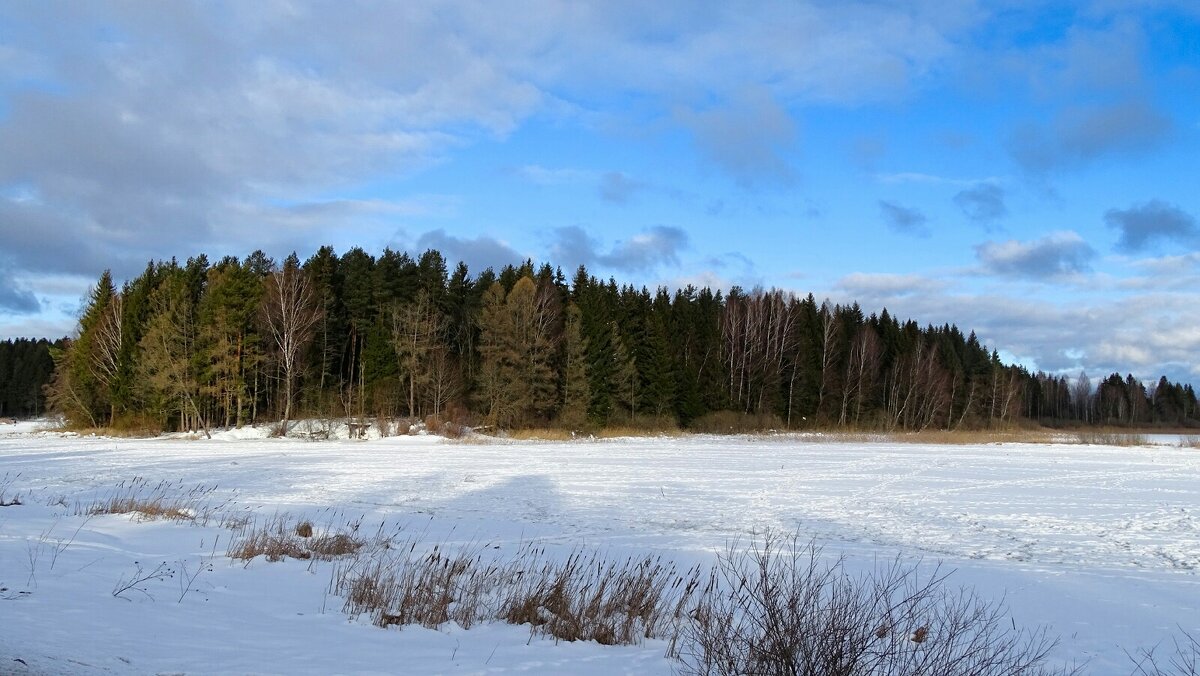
839;326;881;427
261;260;321;435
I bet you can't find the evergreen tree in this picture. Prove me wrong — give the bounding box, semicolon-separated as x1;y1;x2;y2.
137;266;208;436
46;270;119;427
559;302;591;429
476;277;559;427
609;321;639;420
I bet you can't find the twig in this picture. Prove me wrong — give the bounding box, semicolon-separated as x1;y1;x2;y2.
112;561;174;601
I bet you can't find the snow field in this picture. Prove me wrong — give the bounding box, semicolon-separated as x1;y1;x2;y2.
1;428;1198;673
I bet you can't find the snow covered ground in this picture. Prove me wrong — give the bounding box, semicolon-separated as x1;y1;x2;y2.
1;424;1198;673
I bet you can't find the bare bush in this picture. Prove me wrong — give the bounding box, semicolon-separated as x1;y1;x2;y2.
438;421;470;439
375;412;396;438
674;534;1065;676
1129;629;1200;675
297;418;331;440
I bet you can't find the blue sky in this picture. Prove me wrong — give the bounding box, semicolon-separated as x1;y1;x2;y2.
1;1;1198;385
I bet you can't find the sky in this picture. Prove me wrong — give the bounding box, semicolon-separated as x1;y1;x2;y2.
0;1;1198;386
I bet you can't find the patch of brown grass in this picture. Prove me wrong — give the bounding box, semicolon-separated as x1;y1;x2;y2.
1075;430;1149;447
228;514;367;562
879;429;1061;445
687;411;785;435
597;415;682;438
502;428;577;441
80;478;222;523
335;541;702;646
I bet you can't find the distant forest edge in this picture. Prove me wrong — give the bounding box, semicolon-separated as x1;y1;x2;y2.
0;338;58;417
7;245;1198;431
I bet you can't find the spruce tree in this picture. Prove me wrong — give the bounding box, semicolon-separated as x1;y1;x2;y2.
560;302;591;429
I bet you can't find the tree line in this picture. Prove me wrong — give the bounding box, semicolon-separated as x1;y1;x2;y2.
34;245;1199;432
0;338;59;417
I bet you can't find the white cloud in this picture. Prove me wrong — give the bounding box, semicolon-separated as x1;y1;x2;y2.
975;231;1095;279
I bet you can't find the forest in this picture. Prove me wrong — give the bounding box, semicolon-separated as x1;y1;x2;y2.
0;337;58;417
18;245;1199;433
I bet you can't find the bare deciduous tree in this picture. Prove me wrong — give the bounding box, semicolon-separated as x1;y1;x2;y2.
840;326;881;427
817;299;840;419
261;261;322;435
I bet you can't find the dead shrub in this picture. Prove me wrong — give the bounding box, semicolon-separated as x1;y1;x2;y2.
1129;629;1200;675
674;533;1066;676
438;421;469;439
375;413;396;438
297;418;331;440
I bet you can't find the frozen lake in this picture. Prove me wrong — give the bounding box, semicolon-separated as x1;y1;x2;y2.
1;427;1197;673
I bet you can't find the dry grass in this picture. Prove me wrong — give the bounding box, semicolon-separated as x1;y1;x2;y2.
1177;436;1200;449
332;528;1067;669
688;411;785;435
336;541;703;646
227;514;370;562
875;429;1062;445
339;541;494;630
502;428;578;441
80;478;224;523
0;472;22;507
1075;430;1149;446
496;548;702;645
597;421;682;438
489;419;682;442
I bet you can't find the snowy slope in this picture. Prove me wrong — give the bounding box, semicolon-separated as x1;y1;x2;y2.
1;428;1197;673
